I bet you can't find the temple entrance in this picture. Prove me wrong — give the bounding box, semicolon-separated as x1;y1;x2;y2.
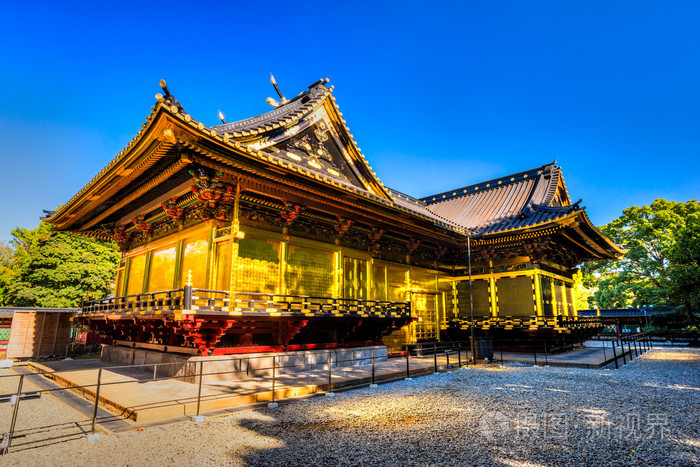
412;292;440;341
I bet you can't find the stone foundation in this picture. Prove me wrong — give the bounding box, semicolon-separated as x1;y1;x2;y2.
101;345;388;383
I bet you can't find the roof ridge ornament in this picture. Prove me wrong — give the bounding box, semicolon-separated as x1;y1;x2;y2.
266;73;288;108
155;79;188;116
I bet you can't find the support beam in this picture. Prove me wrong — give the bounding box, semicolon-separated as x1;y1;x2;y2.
533;272;544;317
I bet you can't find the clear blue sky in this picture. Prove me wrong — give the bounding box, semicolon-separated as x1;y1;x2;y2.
1;1;698;243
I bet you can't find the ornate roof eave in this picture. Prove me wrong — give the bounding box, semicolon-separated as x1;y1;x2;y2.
472;208;625;259
44;101;181;230
217;83;395;201
180;136;470;238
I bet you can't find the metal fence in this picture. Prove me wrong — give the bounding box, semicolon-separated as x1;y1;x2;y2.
0;334;656;454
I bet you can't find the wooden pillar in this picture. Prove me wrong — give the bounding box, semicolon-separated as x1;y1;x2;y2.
550;279;558;316
228;182;242;299
142;251;152;293
173;239;185;288
204;226;215;288
333;246;342;299
489;260;498;318
279;240;288;294
533;272;544;317
560;281;568;316
570;283;578;317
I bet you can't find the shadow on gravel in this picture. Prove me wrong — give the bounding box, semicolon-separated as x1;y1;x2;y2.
229;349;700;466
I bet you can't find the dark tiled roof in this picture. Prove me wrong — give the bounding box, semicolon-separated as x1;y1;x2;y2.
213;82;330;135
422;163;578;235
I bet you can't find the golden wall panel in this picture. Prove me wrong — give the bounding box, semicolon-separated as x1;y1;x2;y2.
236;236;281;293
285;245;334;297
147;244;177;292
214;241;232;291
497;276;535;317
457;279;490;318
387;266;408;302
343;257;368;300
126;255;146;296
372;264;387;301
180;236;209;289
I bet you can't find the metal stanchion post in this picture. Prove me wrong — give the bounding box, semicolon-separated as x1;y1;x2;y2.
328;350;332;393
611;341;618;369
627;339;633;361
458;346;462;367
371;349;376;385
602;339;607;362
196;361;203;417
621;339;627;365
271;356;276;403
91;369;102;434
4;374;25;454
405;346;410;379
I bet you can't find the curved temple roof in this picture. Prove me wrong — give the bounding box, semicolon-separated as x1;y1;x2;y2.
42;77;623;260
423;163;574;235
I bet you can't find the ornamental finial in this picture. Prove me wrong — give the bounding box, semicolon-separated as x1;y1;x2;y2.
267;73;288;107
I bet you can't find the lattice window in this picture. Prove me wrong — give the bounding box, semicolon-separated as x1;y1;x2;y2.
413;293;438;341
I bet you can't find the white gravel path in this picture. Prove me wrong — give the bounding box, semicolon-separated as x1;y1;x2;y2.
1;347;698;466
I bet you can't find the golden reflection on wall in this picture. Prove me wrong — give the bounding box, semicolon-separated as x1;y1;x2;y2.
126;255;146;295
147;244;177;292
214;241;232;291
236;236;281;293
285;245;334;297
180;236;209;288
387;266;408;302
372;264;387;301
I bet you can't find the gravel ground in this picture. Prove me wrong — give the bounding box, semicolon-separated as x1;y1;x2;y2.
1;347;698;466
0;371;93;453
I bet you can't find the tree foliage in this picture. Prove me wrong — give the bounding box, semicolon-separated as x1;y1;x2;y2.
0;222;120;308
585;199;700;322
665;208;700;323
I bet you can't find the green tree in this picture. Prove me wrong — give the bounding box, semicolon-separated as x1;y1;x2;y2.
0;241;18;306
586;199;700;321
5;222;120;307
665;209;700;325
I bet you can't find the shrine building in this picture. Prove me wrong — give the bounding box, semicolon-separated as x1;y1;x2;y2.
43;78;624;355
